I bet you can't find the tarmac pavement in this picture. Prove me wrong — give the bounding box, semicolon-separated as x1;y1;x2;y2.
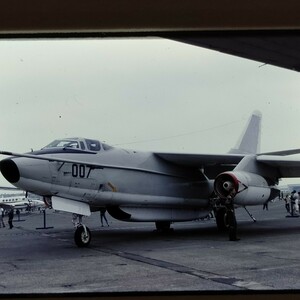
0;199;300;296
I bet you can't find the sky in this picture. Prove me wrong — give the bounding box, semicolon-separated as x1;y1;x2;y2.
0;38;300;187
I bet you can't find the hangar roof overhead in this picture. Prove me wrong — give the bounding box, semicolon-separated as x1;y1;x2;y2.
0;1;300;71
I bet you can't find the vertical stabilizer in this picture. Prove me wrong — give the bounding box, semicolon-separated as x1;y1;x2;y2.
229;111;261;154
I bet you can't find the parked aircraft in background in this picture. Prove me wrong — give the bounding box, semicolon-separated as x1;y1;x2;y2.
0;191;45;211
1;111;300;247
0;193;28;210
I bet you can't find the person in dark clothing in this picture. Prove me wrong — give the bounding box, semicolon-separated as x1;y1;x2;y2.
290;190;298;216
284;195;290;213
225;188;239;241
8;208;14;229
100;208;109;227
0;207;5;228
16;209;21;221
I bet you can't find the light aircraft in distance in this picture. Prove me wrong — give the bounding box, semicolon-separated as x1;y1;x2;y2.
0;191;45;211
1;111;300;247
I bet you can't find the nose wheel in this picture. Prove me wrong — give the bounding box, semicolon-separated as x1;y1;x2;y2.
74;225;91;247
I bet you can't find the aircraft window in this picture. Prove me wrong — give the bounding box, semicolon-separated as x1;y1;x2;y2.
43;139;80;149
64;141;79;149
86;139;101;151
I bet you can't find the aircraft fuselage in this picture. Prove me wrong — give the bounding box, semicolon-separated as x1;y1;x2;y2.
0;142;213;222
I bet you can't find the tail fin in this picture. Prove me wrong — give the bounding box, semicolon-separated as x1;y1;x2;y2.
228;111;262;155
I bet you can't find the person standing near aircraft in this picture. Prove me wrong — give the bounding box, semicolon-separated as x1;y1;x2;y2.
0;207;5;228
290;190;298;216
16;209;20;221
296;192;300;213
100;208;109;227
8;208;14;229
263;201;269;210
284;194;291;213
225;188;239;241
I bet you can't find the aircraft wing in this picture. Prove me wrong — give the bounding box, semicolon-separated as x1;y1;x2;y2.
155;152;244;166
155;152;244;178
0;203;14;209
156;150;300;179
258;148;300;156
257;155;300;177
0;186;19;190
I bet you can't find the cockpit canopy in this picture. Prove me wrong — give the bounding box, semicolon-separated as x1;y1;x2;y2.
42;138;112;152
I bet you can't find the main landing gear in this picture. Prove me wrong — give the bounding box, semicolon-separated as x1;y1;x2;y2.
72;214;91;247
155;221;173;232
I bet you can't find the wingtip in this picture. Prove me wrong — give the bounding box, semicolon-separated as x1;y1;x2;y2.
252;110;262;118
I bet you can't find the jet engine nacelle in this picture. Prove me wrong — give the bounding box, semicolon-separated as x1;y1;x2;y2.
214;171;272;206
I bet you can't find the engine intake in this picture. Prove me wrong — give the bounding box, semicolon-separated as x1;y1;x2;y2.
214;171;276;206
214;173;239;198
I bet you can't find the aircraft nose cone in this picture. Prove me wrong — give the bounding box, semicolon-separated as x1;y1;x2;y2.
0;158;20;183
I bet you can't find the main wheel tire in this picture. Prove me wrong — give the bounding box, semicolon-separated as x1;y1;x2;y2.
74;225;91;247
155;221;171;231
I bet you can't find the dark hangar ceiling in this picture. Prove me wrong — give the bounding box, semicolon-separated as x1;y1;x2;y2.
168;31;300;72
0;1;300;72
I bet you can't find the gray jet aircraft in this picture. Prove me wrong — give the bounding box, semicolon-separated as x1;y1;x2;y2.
1;111;300;247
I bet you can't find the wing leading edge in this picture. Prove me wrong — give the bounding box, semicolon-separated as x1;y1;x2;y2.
155;153;244;167
155;151;300;179
155;152;245;179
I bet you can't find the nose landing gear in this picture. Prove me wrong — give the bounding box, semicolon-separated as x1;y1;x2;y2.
74;225;91;247
72;213;91;247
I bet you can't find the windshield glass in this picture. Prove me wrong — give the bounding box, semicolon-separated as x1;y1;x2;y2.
85;139;101;151
43;139;80;149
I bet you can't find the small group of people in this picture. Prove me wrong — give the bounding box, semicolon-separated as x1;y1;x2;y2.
0;207;14;229
284;190;300;216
